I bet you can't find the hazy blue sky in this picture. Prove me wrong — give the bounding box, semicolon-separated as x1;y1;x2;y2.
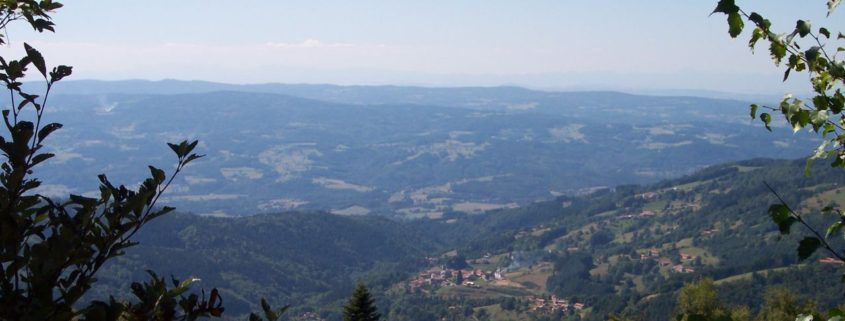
7;1;844;93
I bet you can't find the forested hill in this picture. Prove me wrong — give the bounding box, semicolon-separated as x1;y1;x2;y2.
394;158;845;321
90;212;436;315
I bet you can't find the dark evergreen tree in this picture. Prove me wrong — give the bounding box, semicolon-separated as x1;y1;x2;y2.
343;283;381;321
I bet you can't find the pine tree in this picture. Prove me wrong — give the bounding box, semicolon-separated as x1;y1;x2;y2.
343;283;381;321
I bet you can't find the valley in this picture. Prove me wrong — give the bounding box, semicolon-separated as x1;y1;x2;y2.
88;158;845;321
35;81;816;217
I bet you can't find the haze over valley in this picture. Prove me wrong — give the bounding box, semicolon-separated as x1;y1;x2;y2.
34;81;816;217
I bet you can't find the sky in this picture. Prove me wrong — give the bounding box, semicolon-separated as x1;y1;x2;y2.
5;1;845;94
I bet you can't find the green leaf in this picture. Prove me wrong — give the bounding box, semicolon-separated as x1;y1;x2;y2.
770;39;787;65
187;140;199;154
184;153;205;165
148;166;165;184
813;95;830;110
48;65;72;83
748;12;765;26
760;112;772;131
749;28;764;51
23;43;46;78
37;122;61;142
826;221;843;238
34;212;48;223
177;277;200;290
828;308;845;318
796;20;812;38
750;104;758;119
829;0;842;17
820;27;831;38
809;110;828;131
797;237;821;261
806;47;822;68
769;204;795;234
712;0;739;15
728;12;744;38
30;153;54;166
791;109;810;132
261;298;279;321
167;142;180;156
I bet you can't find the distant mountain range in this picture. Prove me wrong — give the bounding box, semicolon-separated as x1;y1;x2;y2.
34;80;816;216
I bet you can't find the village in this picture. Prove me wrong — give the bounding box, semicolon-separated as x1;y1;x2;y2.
404;263;588;314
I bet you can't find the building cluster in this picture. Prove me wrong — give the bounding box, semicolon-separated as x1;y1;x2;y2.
635;192;659;199
530;295;585;312
639;249;696;273
407;267;507;290
618;209;660;220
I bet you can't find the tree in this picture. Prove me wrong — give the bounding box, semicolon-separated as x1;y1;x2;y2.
0;2;287;321
753;287;815;321
446;252;470;270
712;0;845;265
455;269;464;285
712;3;845;320
343;283;381;321
675;278;727;321
0;2;230;320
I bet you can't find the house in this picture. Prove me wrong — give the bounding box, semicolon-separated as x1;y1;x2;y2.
672;264;696;273
819;257;844;264
683;202;701;210
701;229;719;236
649;249;660;257
639;210;656;217
573;303;585;310
680;252;693;261
531;298;546;310
636;192;658;199
659;258;672;267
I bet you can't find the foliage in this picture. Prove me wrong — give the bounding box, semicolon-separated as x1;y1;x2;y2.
674;279;731;321
0;2;275;320
343;283;381;321
753;287;816;321
713;0;845;264
91;211;433;317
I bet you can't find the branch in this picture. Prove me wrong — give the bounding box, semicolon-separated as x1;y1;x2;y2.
764;181;845;262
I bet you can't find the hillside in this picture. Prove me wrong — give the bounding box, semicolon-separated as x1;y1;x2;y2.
90;158;845;321
89;212;436;316
389;158;845;321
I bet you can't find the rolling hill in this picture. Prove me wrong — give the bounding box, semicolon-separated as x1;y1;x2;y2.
34;81;816;217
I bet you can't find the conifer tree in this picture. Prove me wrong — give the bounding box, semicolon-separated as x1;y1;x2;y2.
343;283;381;321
